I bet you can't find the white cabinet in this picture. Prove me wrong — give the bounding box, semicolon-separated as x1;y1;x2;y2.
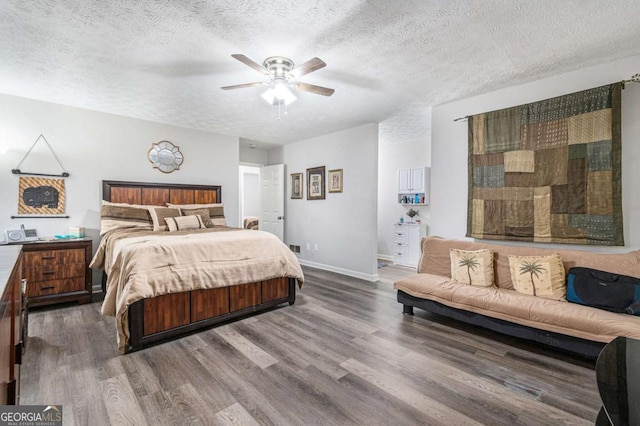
393;223;428;268
398;167;430;205
398;169;411;193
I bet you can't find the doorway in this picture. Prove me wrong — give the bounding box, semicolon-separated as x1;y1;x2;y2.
239;165;260;229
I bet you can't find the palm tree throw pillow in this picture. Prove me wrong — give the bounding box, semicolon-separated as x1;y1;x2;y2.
450;249;494;287
508;254;566;301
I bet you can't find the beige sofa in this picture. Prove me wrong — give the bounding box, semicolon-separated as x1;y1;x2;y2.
394;236;640;357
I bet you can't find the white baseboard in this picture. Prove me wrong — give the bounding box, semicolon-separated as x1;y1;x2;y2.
298;259;379;282
377;254;394;262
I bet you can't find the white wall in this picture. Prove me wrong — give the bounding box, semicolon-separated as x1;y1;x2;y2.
377;144;431;259
431;54;640;251
377;108;431;260
0;94;240;269
267;146;284;165
239;146;268;165
283;123;379;281
241;168;260;218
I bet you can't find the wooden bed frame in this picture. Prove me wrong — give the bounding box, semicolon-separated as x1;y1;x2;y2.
101;180;296;353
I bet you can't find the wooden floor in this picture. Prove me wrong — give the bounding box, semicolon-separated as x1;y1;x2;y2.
22;265;600;425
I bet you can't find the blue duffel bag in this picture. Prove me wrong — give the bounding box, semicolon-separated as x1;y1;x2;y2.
567;267;640;315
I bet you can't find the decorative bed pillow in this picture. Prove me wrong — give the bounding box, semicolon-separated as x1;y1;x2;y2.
164;214;206;232
100;201;153;235
180;208;214;228
168;203;226;226
508;254;566;301
148;207;181;231
450;249;494;287
243;217;259;230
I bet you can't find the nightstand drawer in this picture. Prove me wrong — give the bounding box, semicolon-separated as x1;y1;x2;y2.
26;278;85;298
21;239;92;308
24;263;85;283
24;249;85;267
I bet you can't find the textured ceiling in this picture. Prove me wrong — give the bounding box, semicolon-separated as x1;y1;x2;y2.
1;0;640;146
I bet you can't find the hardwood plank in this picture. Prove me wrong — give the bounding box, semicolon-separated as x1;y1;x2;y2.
191;287;229;322
192;344;285;425
229;282;260;312
110;187;141;204
340;358;483;426
261;277;288;303
21;265;600;424
100;374;147;425
169;189;195;204
214;402;259;426
143;292;190;335
141;188;170;206
194;189;217;204
214;326;278;369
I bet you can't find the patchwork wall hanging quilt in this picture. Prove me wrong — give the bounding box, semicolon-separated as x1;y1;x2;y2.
467;83;623;245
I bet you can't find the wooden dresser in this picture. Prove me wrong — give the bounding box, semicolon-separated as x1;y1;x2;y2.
0;245;25;405
21;239;92;308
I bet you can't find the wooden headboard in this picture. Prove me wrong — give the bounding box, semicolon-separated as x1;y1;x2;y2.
102;180;222;205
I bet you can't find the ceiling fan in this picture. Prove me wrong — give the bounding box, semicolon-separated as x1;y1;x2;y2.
221;54;335;106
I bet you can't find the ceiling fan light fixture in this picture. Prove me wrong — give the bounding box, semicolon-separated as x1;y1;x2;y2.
261;83;297;106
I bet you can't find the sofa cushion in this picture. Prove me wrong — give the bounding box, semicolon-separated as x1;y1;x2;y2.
450;249;494;287
394;276;640;343
508;254;566;301
418;236;640;290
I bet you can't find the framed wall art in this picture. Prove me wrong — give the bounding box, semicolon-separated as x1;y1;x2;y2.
306;166;325;200
328;169;343;193
291;173;303;199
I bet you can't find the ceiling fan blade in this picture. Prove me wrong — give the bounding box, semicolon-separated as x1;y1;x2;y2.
231;54;270;75
221;82;265;90
290;57;326;78
294;82;335;96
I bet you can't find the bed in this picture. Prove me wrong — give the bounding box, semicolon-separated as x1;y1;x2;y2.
91;180;304;353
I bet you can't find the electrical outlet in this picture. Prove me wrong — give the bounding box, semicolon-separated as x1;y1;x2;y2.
314;243;318;251
295;245;300;253
306;243;311;250
289;244;294;251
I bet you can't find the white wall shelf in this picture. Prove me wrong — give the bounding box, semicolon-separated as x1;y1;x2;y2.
397;167;430;205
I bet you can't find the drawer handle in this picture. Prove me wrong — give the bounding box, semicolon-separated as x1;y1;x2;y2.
40;286;55;291
41;256;55;260
43;271;55;275
395;233;403;236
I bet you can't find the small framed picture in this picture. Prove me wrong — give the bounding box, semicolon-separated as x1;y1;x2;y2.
291;173;303;199
328;169;343;193
306;166;325;200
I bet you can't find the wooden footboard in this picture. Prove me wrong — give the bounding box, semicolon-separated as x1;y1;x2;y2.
127;277;296;352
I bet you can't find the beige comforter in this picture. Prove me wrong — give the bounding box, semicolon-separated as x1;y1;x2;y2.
90;227;304;352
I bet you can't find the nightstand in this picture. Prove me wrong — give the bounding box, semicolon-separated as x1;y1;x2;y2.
20;239;92;307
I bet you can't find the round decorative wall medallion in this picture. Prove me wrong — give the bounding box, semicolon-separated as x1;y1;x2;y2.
147;141;183;173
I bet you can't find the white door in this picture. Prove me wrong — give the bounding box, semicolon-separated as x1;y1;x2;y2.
259;164;285;240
